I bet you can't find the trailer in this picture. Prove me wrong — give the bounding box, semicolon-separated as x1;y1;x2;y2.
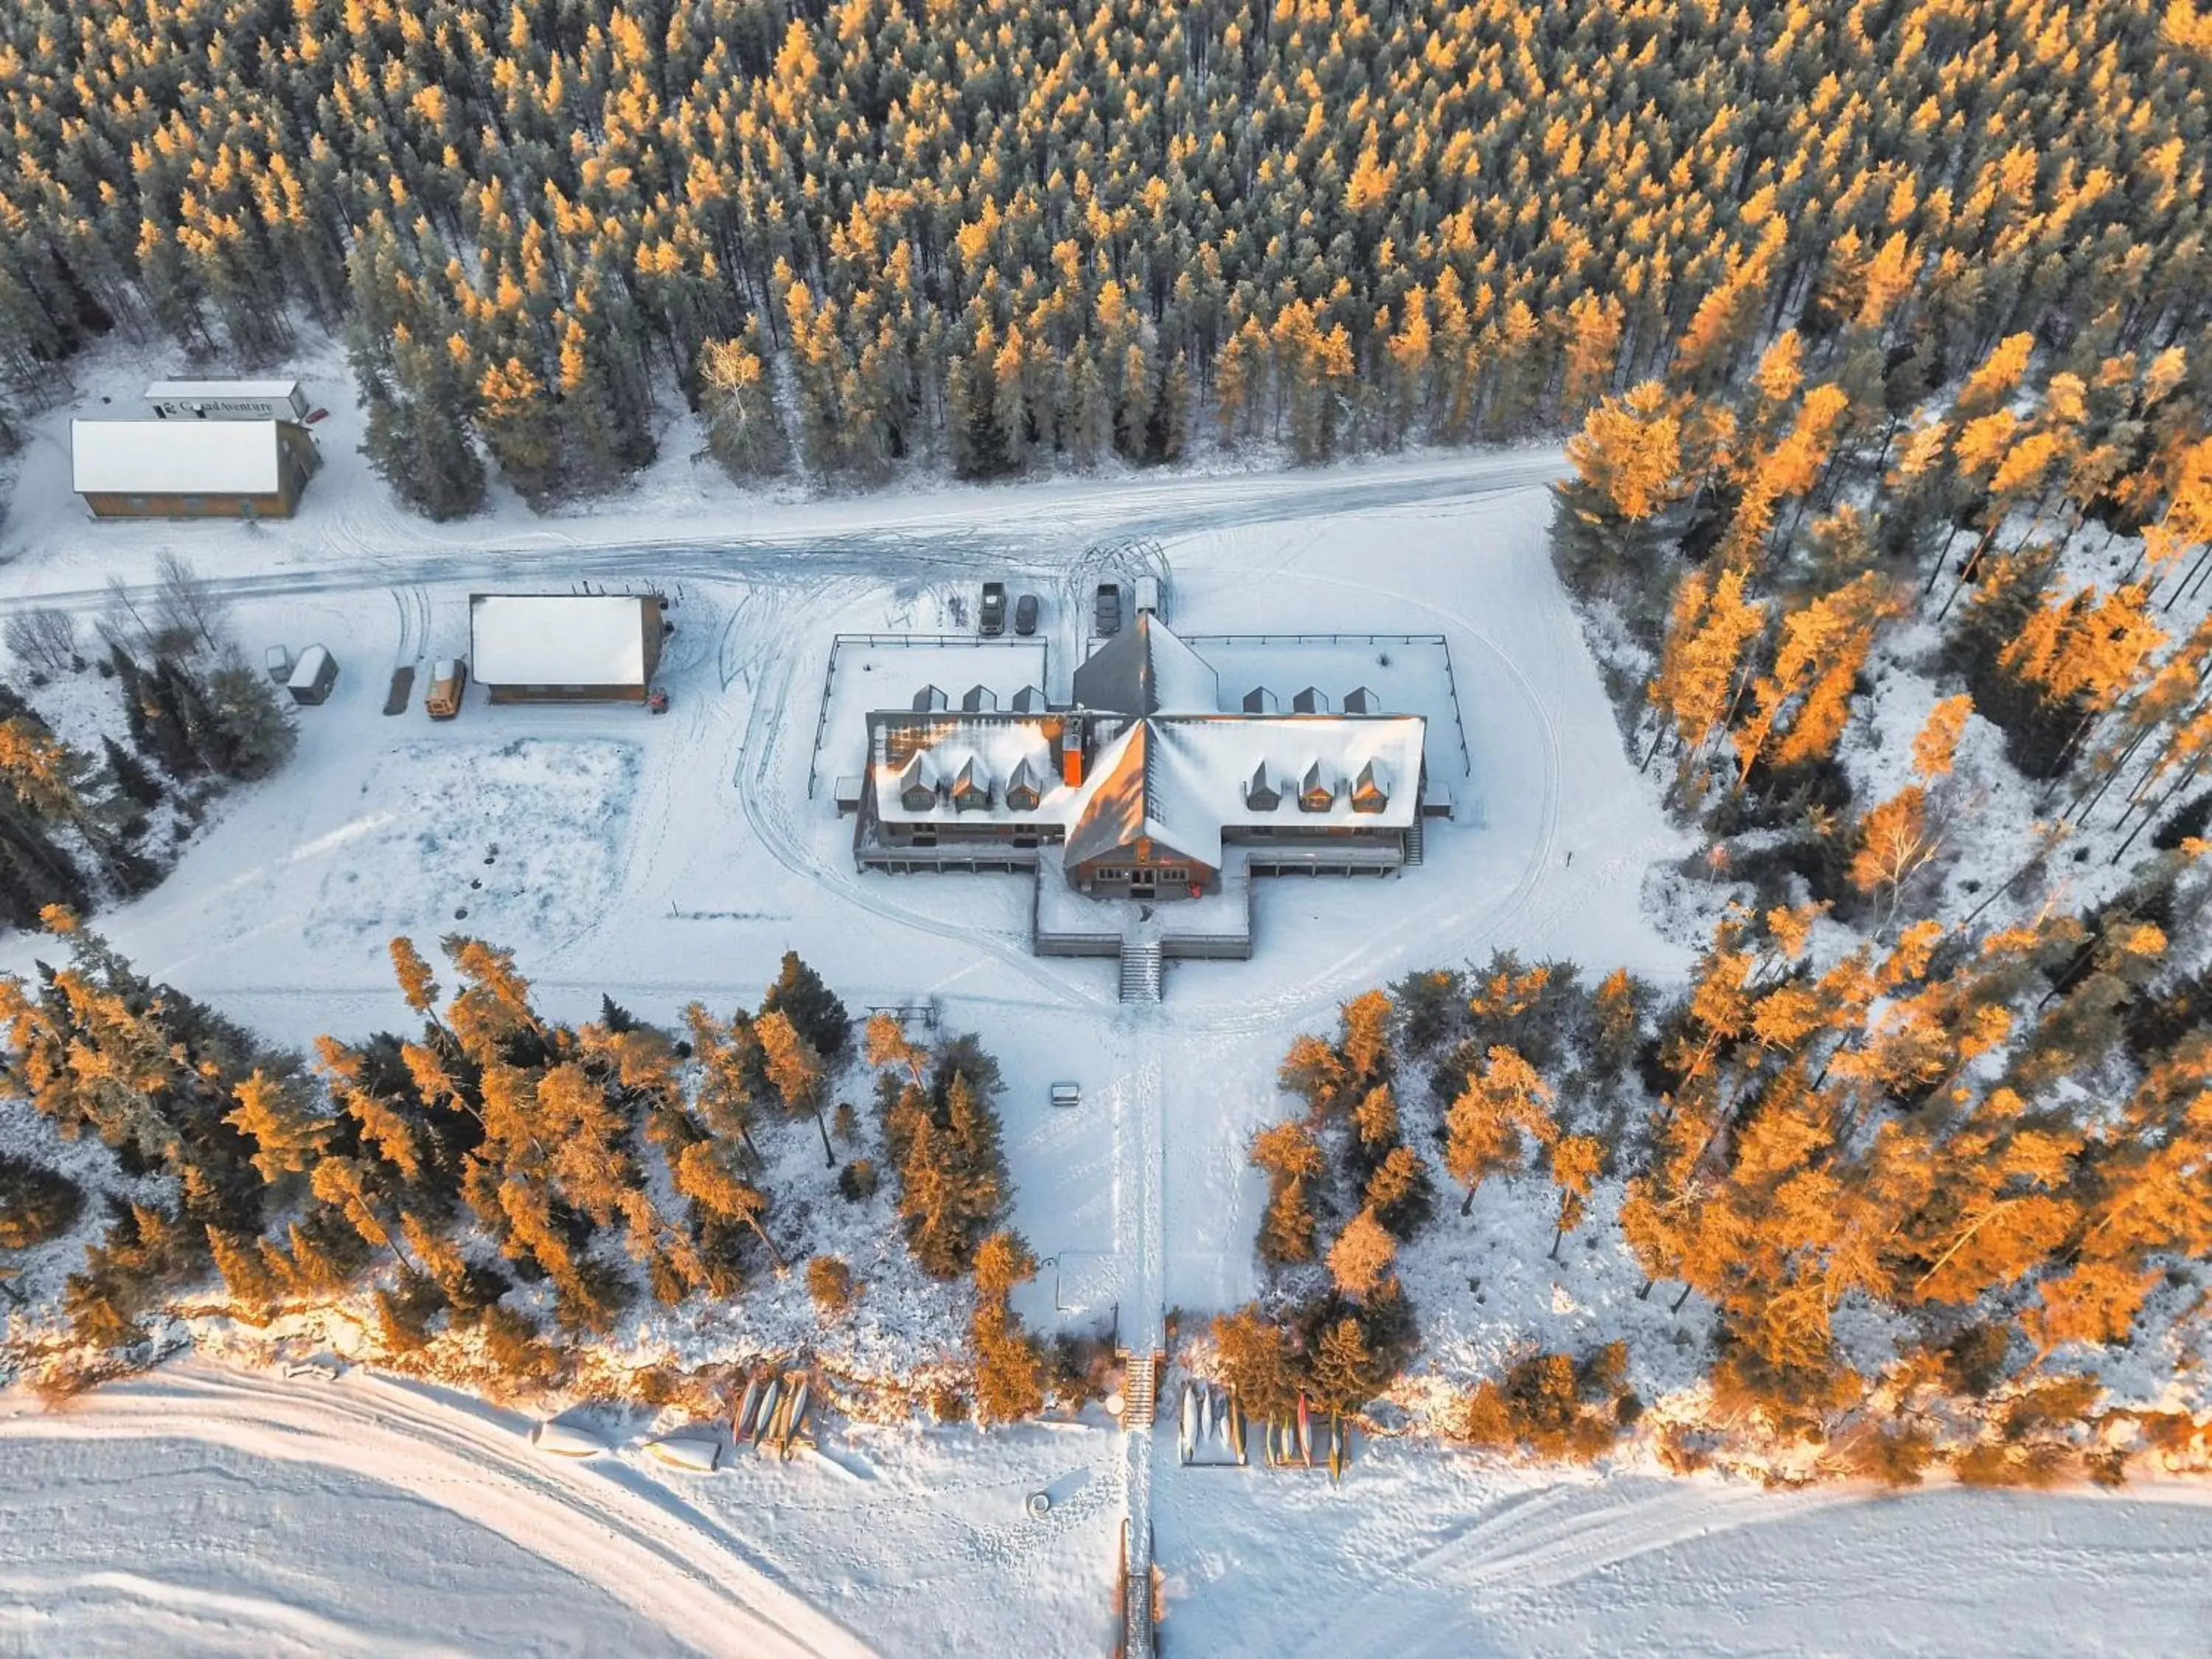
145;378;311;422
287;644;337;706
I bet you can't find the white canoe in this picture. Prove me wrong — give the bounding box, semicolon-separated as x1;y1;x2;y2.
751;1380;781;1444
1179;1384;1198;1461
535;1420;609;1458
646;1436;720;1473
782;1378;811;1449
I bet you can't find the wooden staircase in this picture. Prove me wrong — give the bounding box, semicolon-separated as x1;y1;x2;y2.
1119;1349;1165;1428
1405;815;1425;866
1118;939;1164;1003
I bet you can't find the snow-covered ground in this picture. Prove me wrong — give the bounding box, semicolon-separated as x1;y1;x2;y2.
5;1359;2208;1658
5;369;2200;1654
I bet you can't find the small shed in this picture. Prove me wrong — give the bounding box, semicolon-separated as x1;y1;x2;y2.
145;378;311;422
468;594;664;703
72;419;320;519
288;644;337;706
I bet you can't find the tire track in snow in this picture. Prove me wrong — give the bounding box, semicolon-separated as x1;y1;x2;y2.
0;1359;869;1659
1288;1479;1851;1659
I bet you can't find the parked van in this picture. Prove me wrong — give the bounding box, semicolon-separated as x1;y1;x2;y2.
425;658;467;720
287;644;337;706
1133;574;1163;616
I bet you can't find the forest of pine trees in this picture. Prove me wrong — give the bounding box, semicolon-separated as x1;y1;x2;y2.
1221;864;2211;1481
0;2;2208;510
0;920;1057;1419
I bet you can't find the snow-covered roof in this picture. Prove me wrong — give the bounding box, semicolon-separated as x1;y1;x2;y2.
1072;614;1220;714
877;710;1424;866
144;378;303;400
72;418;288;495
469;594;652;687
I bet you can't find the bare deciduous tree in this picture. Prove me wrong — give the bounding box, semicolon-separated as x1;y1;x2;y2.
2;609;79;675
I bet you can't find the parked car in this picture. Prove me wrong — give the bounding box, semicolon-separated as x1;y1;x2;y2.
1094;582;1122;636
425;657;467;720
1014;593;1040;636
287;644;337;706
979;581;1008;636
263;644;293;684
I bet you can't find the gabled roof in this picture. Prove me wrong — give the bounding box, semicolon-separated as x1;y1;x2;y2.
469;594;653;687
1064;721;1212;869
72;418;294;495
1071;613;1220;714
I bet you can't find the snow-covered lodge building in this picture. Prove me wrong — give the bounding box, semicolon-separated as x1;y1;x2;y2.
71;417;321;519
855;616;1436;900
468;593;666;703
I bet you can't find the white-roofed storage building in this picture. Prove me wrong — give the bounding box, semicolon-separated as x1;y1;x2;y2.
72;418;321;519
468;594;666;703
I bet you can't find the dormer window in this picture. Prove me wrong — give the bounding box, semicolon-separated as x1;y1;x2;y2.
913;684;947;712
1293;687;1330;714
1352;759;1389;813
1298;762;1334;813
950;757;991;811
1245;761;1282;811
1006;756;1044;812
962;684;998;713
898;752;936;811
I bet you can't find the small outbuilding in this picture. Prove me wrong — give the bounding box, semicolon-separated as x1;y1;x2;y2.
72;418;321;519
467;594;665;703
145;378;312;422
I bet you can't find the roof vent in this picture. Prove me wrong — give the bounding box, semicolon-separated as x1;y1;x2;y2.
962;684;998;713
1011;685;1047;714
1293;686;1331;714
1242;686;1279;714
913;684;948;712
1343;686;1380;714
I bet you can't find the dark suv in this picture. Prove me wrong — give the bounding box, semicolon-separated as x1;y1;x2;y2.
980;581;1007;636
1014;593;1040;636
1094;582;1121;636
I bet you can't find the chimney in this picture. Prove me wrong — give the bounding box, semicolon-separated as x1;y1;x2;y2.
1061;723;1085;787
